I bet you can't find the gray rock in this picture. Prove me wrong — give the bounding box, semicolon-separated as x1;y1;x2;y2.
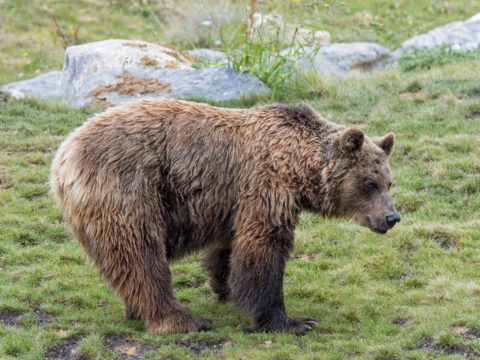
60;39;193;103
302;42;392;78
70;66;271;108
187;49;227;64
400;12;480;54
1;71;62;99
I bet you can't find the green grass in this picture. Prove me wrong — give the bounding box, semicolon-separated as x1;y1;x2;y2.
398;45;480;72
1;58;480;359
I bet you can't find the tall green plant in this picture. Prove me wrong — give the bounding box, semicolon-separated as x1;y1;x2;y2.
222;18;320;101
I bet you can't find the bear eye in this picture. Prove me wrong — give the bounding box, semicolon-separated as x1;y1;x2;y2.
388;182;392;190
367;182;378;190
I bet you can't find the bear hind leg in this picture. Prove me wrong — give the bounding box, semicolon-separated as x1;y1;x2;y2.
117;247;211;334
91;218;211;334
203;247;231;302
124;302;140;320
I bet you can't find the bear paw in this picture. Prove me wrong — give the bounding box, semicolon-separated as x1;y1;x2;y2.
147;312;212;334
287;316;317;335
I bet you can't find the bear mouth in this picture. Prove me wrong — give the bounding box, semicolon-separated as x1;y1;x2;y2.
370;226;388;234
366;219;388;234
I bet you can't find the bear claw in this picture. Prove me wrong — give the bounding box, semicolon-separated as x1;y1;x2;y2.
288;316;317;335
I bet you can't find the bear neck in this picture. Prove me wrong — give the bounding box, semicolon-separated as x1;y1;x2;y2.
297;126;349;219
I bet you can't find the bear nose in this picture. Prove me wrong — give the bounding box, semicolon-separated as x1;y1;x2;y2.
386;213;401;228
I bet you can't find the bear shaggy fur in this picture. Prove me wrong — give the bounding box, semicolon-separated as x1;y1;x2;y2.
50;98;399;335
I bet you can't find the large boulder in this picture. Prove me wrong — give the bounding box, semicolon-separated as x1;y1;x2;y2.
60;39;193;103
302;42;393;78
1;40;270;107
68;66;271;107
399;13;480;53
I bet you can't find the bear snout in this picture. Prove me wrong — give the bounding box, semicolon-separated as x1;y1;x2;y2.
385;213;401;229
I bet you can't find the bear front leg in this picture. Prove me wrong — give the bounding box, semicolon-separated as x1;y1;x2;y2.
203;246;232;302
228;221;316;335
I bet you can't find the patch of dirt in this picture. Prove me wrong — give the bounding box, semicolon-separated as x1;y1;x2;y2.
26;190;47;201
183;52;198;64
0;309;54;327
419;337;479;359
467;111;480;120
295;253;317;262
0;311;22;327
122;42;147;49
0;90;11;104
55;329;70;338
391;317;410;327
174;338;228;355
162;47;193;64
416;187;427;193
454;326;480;341
418;230;458;250
430;233;457;249
0;181;9;190
164;61;182;69
400;90;423;98
46;336;83;360
85;97;114;110
90;71;170;98
140;55;158;68
34;309;54;325
104;334;154;359
388;272;409;280
188;54;199;63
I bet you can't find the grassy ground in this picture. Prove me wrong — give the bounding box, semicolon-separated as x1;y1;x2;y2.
1;0;480;359
2;0;480;86
1;58;480;358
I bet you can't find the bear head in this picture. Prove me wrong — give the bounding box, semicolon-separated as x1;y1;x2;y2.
335;128;400;234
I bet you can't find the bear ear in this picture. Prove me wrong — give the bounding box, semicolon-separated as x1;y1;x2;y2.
375;132;395;156
341;128;365;152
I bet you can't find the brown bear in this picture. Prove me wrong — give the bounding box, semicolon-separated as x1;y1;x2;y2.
50;98;399;335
